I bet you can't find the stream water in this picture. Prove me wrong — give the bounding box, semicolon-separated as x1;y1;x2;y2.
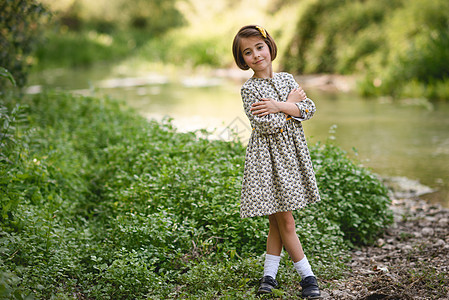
28;65;449;207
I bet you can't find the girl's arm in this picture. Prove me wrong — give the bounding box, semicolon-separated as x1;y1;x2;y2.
288;73;316;121
251;87;307;118
251;99;301;117
241;88;286;134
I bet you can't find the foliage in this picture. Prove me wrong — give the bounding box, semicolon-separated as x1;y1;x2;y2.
0;67;16;87
32;0;185;69
33;28;150;69
0;91;392;298
0;0;48;88
40;0;184;35
309;142;393;246
283;0;449;100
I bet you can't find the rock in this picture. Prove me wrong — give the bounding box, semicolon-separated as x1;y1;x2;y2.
422;227;435;236
382;244;395;250
331;290;355;299
376;239;385;247
402;245;413;252
438;217;449;227
419;219;432;227
434;239;446;247
425;216;437;223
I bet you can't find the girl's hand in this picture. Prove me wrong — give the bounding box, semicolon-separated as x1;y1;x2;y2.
287;87;307;103
250;98;280;117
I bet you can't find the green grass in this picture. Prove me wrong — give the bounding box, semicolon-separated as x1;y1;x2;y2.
1;91;392;298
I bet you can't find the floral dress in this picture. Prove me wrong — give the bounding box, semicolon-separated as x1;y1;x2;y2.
240;72;321;218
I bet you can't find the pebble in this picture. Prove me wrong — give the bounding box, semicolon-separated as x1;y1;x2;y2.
421;227;435;236
438;217;448;226
382;244;395;250
413;232;422;238
425;216;437;223
402;245;413;252
434;239;445;247
376;239;385;247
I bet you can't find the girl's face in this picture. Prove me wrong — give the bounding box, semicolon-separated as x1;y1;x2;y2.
240;36;272;74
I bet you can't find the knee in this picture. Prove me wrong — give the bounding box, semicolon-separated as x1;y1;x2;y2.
276;213;296;235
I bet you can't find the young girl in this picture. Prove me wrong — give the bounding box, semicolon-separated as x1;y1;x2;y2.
232;25;321;299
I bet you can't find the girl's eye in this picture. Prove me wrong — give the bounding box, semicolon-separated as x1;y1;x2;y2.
244;51;251;56
257;45;264;50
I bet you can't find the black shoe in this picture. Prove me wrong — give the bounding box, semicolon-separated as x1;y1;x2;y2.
300;276;321;299
257;275;278;295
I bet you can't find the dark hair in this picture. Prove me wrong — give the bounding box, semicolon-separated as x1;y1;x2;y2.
232;25;277;70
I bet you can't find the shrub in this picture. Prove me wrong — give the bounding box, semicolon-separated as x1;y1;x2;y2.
0;0;48;88
309;142;393;246
0;92;393;298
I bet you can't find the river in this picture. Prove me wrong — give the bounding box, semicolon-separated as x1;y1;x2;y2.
28;65;449;207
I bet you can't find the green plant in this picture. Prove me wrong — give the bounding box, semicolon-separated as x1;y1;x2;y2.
0;0;48;88
0;91;393;298
309;142;393;245
0;67;16;87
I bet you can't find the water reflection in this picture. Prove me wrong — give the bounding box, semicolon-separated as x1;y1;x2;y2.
28;68;449;207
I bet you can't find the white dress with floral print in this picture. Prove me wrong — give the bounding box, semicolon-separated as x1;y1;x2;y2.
240;72;321;218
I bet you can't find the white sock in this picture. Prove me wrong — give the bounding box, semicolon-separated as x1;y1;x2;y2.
293;255;315;280
263;254;281;279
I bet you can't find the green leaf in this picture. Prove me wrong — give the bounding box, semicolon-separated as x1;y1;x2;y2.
0;67;16;86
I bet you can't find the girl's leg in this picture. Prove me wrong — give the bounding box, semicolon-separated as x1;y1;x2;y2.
272;211;321;298
274;211;316;279
267;214;283;255
262;215;283;279
273;211;304;262
258;215;283;294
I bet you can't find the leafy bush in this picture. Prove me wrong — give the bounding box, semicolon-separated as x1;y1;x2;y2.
309;142;393;245
0;0;48;88
0;91;392;298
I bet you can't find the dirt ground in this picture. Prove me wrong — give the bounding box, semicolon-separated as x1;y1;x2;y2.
323;178;449;299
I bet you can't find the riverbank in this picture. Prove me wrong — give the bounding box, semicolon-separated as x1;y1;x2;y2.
323;181;449;299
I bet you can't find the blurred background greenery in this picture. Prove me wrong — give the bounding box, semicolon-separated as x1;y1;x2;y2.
3;0;447;99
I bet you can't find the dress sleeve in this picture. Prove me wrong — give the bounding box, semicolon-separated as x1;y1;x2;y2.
292;98;316;121
241;87;286;134
286;73;317;121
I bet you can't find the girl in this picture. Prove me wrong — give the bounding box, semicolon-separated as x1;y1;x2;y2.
232;25;321;299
